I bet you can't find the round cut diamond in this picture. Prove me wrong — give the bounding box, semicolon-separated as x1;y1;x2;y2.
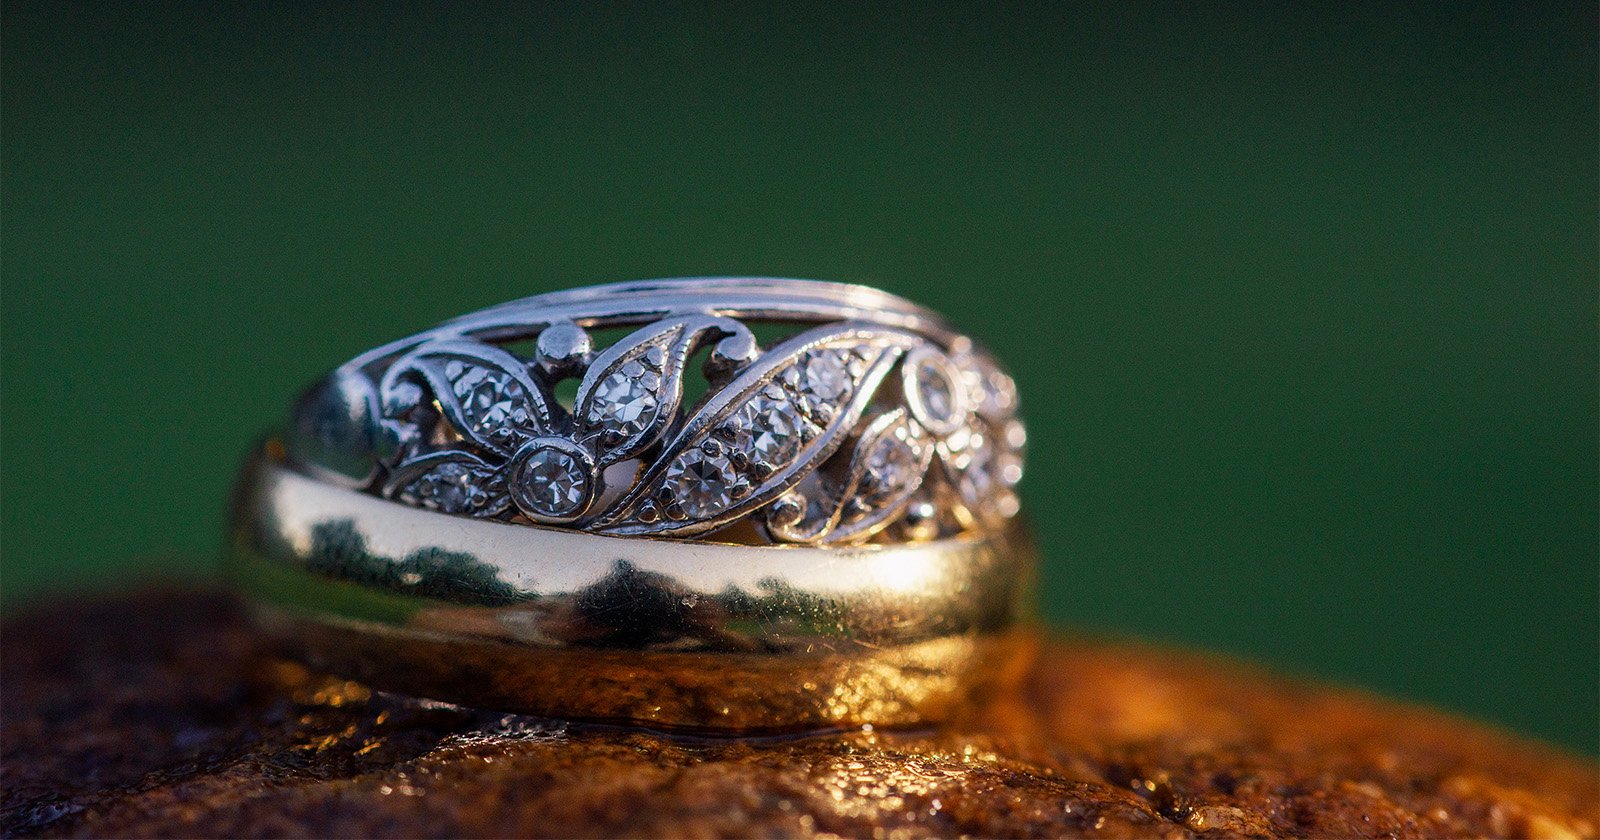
517;447;589;517
951;426;1020;521
587;360;660;439
665;449;746;518
450;366;531;435
410;462;486;514
788;348;852;416
862;432;918;496
725;395;802;467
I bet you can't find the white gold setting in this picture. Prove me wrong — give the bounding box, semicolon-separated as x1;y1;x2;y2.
289;278;1024;545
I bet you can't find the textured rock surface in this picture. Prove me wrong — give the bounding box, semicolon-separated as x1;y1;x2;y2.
2;590;1595;838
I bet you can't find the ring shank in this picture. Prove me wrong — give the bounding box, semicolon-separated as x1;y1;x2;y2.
232;446;1037;730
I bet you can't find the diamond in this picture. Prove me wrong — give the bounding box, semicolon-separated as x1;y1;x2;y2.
450;365;532;436
516;446;589;517
903;348;966;434
724;394;802;467
914;360;958;422
407;462;490;515
862;431;919;496
784;348;852;418
803;350;850;400
665;448;747;518
587;359;661;439
951;426;1021;522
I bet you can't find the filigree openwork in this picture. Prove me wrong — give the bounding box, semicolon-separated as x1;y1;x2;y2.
288;281;1023;545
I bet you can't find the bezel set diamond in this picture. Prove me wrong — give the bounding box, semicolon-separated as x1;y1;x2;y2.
507;437;596;523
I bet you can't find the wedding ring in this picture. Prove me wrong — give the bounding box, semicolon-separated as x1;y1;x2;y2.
231;277;1034;730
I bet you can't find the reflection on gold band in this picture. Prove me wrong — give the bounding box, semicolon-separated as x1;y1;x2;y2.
232;445;1038;730
250;603;1040;731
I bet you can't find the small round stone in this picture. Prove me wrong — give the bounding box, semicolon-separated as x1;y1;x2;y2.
587;360;660;438
787;348;852;417
956;431;997;504
451;366;531;435
411;462;484;514
862;432;919;495
725;395;803;467
987;373;1017;415
803;351;850;399
516;447;589;517
665;449;746;518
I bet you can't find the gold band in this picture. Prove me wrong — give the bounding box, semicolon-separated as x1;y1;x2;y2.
231;444;1037;730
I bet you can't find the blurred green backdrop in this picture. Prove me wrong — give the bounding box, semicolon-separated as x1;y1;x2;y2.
3;3;1595;753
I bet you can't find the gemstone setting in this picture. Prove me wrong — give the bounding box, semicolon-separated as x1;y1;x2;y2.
902;347;967;436
508;438;596;523
412;462;483;513
389;454;507;517
722;391;804;469
586;359;662;442
447;361;536;440
664;448;747;519
364;315;1019;543
861;426;920;496
785;348;854;419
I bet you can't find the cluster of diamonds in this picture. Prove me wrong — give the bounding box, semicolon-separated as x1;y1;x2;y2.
635;345;864;525
390;458;504;517
352;316;1022;544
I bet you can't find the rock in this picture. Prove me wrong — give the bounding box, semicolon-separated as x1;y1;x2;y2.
2;590;1594;838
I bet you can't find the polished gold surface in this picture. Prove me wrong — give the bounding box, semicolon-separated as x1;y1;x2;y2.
231;445;1038;730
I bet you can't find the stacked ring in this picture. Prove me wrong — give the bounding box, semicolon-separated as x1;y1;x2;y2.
230;277;1035;730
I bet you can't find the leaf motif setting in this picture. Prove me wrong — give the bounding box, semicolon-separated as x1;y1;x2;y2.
596;326;918;537
765;409;934;544
384;451;509;518
721;387;806;471
583;357;662;444
449;361;537;441
328;306;1023;544
938;344;1026;527
380;340;550;456
573;316;748;467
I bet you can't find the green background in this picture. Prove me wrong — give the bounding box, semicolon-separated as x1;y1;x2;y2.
4;3;1595;753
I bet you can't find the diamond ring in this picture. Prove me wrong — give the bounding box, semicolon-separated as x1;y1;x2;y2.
232;278;1035;729
286;277;1024;544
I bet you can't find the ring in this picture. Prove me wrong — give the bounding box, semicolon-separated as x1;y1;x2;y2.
231;277;1034;730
